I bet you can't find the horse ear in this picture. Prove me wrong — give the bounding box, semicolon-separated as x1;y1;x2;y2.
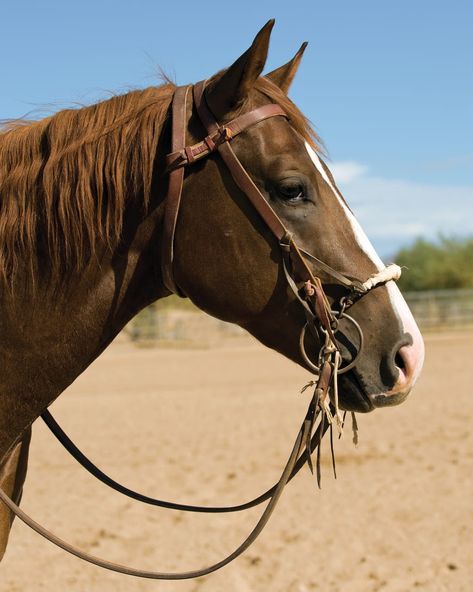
266;42;308;94
205;20;275;119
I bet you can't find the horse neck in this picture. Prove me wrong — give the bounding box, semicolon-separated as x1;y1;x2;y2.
0;89;178;458
0;200;171;460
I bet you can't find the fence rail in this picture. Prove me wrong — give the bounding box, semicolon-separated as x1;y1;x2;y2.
125;305;245;346
403;289;473;331
124;289;473;345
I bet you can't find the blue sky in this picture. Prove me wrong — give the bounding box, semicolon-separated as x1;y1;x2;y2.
1;0;472;256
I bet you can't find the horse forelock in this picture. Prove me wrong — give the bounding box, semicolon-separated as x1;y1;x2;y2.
0;84;175;286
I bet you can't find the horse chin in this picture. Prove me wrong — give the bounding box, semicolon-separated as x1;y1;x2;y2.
336;371;414;413
335;372;375;413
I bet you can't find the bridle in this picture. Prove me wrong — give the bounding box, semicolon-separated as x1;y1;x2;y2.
0;80;402;580
163;80;401;372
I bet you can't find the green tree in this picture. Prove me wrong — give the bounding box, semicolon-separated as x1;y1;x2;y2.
395;236;473;291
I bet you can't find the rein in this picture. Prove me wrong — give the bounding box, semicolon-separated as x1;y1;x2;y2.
1;387;331;579
0;80;402;580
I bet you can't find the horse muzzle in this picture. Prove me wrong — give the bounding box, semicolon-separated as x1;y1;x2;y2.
368;335;425;408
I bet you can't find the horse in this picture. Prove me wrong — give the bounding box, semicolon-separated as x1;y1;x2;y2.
0;20;424;576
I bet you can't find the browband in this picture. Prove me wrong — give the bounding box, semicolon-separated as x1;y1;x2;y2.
166;103;287;172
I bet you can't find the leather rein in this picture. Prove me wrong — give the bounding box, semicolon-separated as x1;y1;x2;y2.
0;80;402;580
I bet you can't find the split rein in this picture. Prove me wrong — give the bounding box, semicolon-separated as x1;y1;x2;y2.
0;81;402;580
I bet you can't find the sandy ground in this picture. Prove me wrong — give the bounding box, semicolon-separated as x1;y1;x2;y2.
1;331;472;592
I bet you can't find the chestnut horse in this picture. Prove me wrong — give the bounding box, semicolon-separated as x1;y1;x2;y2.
0;21;424;567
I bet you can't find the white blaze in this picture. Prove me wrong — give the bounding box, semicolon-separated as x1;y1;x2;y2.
305;143;384;270
304;142;425;381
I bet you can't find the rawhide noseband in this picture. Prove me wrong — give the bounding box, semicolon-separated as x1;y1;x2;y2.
0;81;402;580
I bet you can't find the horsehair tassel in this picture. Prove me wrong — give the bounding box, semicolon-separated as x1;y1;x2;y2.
360;264;402;292
300;380;315;393
305;396;318;475
305;417;314;475
339;411;347;440
329;425;337;479
351;412;359;446
321;397;334;425
331;351;344;436
316;413;324;489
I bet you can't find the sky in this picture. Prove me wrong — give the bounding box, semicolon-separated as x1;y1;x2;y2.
1;0;472;257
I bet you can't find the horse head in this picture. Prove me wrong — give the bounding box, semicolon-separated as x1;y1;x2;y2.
164;21;424;412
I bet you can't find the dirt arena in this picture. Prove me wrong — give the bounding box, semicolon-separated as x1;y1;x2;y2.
1;330;472;591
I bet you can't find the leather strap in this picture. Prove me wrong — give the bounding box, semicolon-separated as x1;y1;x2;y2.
161;86;190;294
193;81;335;334
0;396;323;580
41;407;329;513
166;103;286;172
193;81;288;241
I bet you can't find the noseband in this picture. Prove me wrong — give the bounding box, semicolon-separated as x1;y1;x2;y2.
0;81;402;580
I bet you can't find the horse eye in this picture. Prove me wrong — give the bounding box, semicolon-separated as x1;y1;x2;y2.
278;182;306;203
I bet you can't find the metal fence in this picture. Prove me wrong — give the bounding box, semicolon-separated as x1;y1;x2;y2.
124;289;473;345
125;305;245;346
403;289;473;331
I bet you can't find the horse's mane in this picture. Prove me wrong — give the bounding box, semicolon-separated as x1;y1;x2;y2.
0;77;319;285
0;84;175;283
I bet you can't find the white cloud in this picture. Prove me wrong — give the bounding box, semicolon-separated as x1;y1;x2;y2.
329;161;473;256
330;161;368;184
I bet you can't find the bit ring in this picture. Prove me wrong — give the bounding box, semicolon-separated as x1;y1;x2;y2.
299;312;364;374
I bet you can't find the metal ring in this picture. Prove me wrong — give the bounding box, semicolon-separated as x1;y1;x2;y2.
299;323;320;373
299;312;364;375
334;312;364;374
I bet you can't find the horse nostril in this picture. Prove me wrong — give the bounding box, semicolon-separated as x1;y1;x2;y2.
370;329;425;407
380;337;413;389
393;340;420;388
395;350;406;371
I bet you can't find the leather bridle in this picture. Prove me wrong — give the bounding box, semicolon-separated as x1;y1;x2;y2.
163;81;338;335
162;80;402;370
0;80;402;580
